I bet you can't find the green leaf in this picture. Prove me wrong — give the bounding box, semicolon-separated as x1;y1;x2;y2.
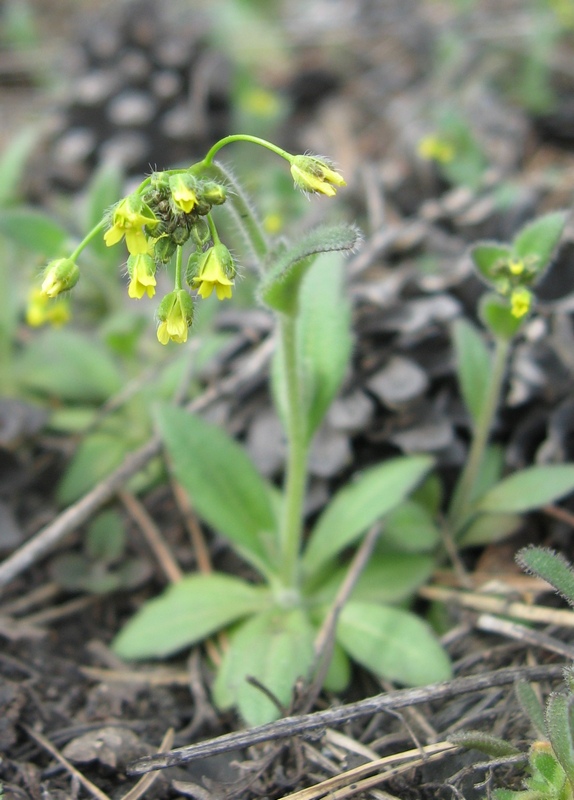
517;546;574;608
513;211;567;271
475;465;574;514
259;224;360;315
383;500;441;553
213;607;316;726
17;330;123;402
469;444;505;504
545;693;574;789
448;731;520;757
0;207;69;256
457;512;521;546
452;318;492;425
478;293;524;340
0;128;39;207
309;553;435;607
515;680;546;739
297;253;353;439
302;456;433;577
113;573;271;659
83;162;123;262
156;405;278;575
57;434;131;506
86;510;126;562
336;601;452;685
470;243;511;284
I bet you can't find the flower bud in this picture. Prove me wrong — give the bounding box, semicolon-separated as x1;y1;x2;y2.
201;181;227;205
290;154;346;197
41;258;80;298
169;173;199;214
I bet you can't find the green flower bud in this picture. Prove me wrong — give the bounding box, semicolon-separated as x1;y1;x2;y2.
153;236;177;264
201;181;227;205
41;258;80;298
190;218;211;248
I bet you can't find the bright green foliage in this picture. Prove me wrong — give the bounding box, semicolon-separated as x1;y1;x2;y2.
476;466;574;514
113;574;272;659
517;547;574;609
452;318;492;425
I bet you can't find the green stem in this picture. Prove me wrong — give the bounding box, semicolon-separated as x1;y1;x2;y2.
448;335;511;533
203;161;269;264
69;220;107;261
278;314;309;589
206;213;220;244
174;246;183;291
203;134;292;167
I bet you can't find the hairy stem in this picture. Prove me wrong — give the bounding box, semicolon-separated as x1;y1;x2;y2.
278;314;309;589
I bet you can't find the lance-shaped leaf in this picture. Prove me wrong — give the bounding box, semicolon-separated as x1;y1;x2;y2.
156;405;279;576
259;223;360;315
513;211;567;272
272;253;353;440
213;607;316;726
302;455;433;577
113;573;271;659
475;465;574;514
0;207;69;256
517;546;574;608
336;601;452;686
546;692;574;791
452;318;492;426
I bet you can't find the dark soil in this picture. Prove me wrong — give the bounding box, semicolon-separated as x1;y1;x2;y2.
2;1;574;798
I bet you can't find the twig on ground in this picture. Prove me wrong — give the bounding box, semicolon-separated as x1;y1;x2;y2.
127;664;564;774
172;480;213;574
119;728;174;800
119;489;183;583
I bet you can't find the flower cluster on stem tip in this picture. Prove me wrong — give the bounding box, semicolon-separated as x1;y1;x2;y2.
31;136;346;343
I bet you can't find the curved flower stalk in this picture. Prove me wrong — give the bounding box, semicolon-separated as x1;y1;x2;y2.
33;134;346;346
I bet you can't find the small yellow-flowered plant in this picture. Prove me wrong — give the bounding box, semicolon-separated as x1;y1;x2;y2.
417;135;455;164
32;134;346;345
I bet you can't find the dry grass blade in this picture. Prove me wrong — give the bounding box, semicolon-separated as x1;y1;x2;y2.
119;728;174;800
278;742;457;800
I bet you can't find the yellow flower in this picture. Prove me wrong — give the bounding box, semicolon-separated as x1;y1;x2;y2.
156;290;194;345
508;258;525;276
169;173;198;214
127;253;157;299
290;155;346;197
190;244;236;300
417;135;455;164
510;287;532;318
26;288;71;327
104;195;158;255
41;258;80;298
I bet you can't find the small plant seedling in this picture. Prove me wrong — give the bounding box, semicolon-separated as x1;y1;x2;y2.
452;546;574;800
25;134;451;726
385;211;574;574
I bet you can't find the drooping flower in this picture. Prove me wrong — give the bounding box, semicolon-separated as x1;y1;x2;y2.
41;258;80;298
104;195;158;255
290;155;346;197
26;287;71;327
188;243;236;300
156;290;194;345
127;253;157;299
169;173;199;214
